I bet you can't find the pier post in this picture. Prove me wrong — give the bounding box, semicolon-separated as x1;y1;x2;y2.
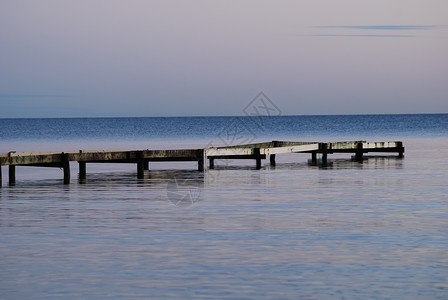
62;153;70;184
397;142;404;158
321;143;328;165
197;149;205;171
143;160;149;171
355;142;364;161
209;158;215;169
9;165;16;186
311;152;317;164
254;148;262;169
270;141;278;166
136;151;145;179
78;161;86;180
0;166;2;188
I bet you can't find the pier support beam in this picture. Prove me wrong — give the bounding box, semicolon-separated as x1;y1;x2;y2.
270;141;278;167
9;165;16;186
254;148;262;169
0;166;2;188
78;161;86;181
62;153;70;184
209;158;215;169
136;151;145;179
397;142;404;158
355;142;364;161
143;160;149;171
197;149;205;171
321;143;328;166
311;152;317;164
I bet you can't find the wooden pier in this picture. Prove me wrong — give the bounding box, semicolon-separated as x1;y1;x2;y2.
0;140;404;186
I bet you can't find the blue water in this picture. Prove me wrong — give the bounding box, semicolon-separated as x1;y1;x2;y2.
1;114;447;299
1;114;447;143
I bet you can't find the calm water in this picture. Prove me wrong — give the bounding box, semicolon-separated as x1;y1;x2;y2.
1;114;448;299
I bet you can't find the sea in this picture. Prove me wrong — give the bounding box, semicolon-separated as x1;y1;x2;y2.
0;114;447;299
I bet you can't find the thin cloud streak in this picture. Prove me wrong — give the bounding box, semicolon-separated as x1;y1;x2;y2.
313;25;444;30
0;94;68;99
306;34;415;38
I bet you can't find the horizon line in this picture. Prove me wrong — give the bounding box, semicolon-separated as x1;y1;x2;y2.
1;112;447;120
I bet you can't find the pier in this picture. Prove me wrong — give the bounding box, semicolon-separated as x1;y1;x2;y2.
0;140;404;186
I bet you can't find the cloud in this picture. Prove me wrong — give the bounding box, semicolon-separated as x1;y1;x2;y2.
313;25;443;31
303;25;448;38
0;94;69;104
308;34;414;38
0;94;67;99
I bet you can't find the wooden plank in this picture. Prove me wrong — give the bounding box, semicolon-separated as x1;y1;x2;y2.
327;141;399;150
215;142;275;149
0;150;133;165
1;153;62;166
328;141;363;150
71;151;134;162
206;148;254;157
260;143;319;155
143;149;202;159
274;141;317;147
363;141;399;149
216;141;317;149
7;150;79;157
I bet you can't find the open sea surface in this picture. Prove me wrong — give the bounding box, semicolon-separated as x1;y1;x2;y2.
1;114;447;299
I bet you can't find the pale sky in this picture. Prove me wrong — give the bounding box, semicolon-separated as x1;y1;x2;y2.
1;0;447;118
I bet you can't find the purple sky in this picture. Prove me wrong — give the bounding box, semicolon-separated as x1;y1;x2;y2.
1;0;447;118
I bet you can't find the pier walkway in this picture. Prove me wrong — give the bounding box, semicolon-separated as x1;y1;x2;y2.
0;140;404;186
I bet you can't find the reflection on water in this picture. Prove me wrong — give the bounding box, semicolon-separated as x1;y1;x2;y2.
1;144;447;299
316;155;404;169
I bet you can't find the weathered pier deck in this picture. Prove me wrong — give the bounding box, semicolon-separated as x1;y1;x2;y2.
0;140;404;186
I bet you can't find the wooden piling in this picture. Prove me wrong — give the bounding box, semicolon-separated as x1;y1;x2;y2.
62;153;70;184
270;141;278;166
355;142;364;161
311;152;317;164
254;148;262;169
397;141;404;158
78;161;86;180
0;166;2;188
197;149;205;171
9;165;16;186
321;143;328;165
209;158;215;169
136;151;145;179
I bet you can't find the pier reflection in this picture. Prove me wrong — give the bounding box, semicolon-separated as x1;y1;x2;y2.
309;156;404;170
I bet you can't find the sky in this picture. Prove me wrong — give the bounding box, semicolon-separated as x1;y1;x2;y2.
1;0;447;118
